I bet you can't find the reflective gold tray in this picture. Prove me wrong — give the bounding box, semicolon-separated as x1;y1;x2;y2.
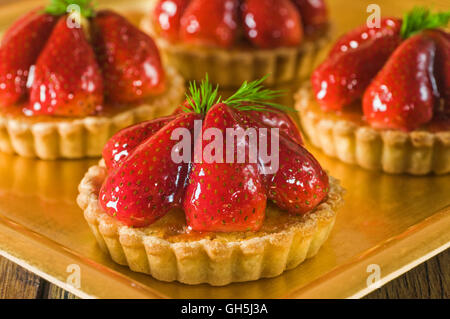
0;0;449;299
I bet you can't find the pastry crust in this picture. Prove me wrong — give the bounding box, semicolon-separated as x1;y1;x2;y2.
0;67;184;160
77;162;344;286
141;18;330;87
295;85;450;175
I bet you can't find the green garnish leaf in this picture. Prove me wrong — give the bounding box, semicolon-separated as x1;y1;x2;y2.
184;74;292;114
45;0;97;18
401;7;450;39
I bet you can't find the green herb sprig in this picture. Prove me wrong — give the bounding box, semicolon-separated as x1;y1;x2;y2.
401;7;450;39
184;74;291;115
45;0;97;18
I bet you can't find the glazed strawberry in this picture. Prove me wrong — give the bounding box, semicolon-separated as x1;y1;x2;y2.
311;18;402;111
0;8;57;107
363;34;437;131
241;0;303;49
292;0;328;35
424;29;450;115
99;112;201;227
184;104;267;232
236;109;328;214
180;0;239;48
265;134;329;214
102;115;177;170
28;17;103;116
246;108;303;145
91;10;165;104
153;0;190;42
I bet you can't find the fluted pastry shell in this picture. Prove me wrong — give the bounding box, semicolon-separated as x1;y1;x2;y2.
295;85;450;175
77;162;344;286
0;67;184;160
140;16;330;87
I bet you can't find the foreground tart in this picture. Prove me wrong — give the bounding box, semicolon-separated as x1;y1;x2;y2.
0;1;184;160
295;8;450;175
77;77;344;285
141;0;330;87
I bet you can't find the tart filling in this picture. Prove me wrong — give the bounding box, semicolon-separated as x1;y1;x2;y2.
0;67;184;160
78;162;344;286
296;85;450;175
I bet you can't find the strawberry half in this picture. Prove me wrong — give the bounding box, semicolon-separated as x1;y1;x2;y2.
0;8;57;107
28;16;103;116
424;29;450;116
292;0;328;36
102;115;177;170
99;112;201;227
153;0;190;42
363;34;437;131
91;10;165;104
180;0;239;48
241;0;303;49
311;18;402;111
184;104;267;232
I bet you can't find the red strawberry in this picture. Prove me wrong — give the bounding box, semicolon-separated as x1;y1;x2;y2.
99;112;201;227
0;8;57;107
292;0;328;35
241;0;303;49
265;134;329;214
153;0;190;42
328;17;402;57
245;108;303;145
236;109;328;214
91;10;165;104
423;29;450;116
311;18;402;111
102;115;177;170
184;104;267;232
363;34;437;131
180;0;239;48
28;16;103;116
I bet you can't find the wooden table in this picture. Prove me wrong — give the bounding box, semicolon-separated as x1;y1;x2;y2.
0;249;448;299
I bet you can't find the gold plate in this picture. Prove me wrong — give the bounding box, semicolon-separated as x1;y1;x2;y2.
0;0;449;299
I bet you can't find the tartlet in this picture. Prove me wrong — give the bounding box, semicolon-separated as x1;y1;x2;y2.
77;77;344;285
0;3;184;160
296;85;450;175
141;0;330;86
78;162;343;286
295;9;450;175
0;67;183;160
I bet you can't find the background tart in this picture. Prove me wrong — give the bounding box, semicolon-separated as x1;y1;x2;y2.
295;85;450;175
77;161;344;286
0;67;184;160
142;0;331;87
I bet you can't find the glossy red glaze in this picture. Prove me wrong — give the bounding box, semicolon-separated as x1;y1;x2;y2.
184;104;267;232
363;34;436;131
292;0;328;35
103;114;178;170
91;10;165;104
28;17;103;116
0;7;57;107
179;0;239;48
99;112;201;227
241;0;303;49
153;0;190;42
311;18;402;111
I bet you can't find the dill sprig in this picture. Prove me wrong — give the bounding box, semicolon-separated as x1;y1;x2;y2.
401;7;450;39
45;0;97;18
184;74;291;115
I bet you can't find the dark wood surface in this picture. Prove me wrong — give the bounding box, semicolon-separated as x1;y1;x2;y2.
0;249;448;299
